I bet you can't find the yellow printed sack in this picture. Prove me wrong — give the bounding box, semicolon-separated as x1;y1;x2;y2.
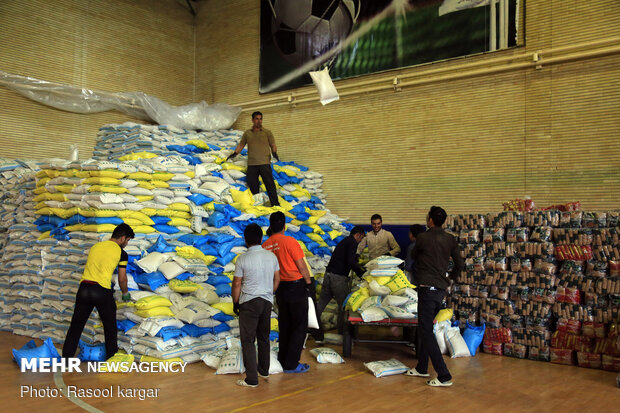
81;224;117;233
365;275;391;286
211;302;235;316
119;152;157;161
175;246;217;266
135;295;173;311
152;172;174;181
88;185;128;194
384;270;414;292
135;307;175;318
270;318;279;332
435;308;453;323
99;352;134;373
186;139;209;150
230;188;253;206
169;279;203;293
88;170;127;179
83;177;121;185
346;288;370;312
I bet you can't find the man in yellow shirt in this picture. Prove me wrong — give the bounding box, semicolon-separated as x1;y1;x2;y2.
357;214;401;259
227;111;280;207
62;224;134;360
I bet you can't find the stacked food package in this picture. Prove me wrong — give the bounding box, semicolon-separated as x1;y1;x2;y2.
448;210;620;371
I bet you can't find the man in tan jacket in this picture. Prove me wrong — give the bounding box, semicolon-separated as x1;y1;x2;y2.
357;214;401;259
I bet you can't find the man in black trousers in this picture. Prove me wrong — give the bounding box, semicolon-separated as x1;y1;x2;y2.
405;206;463;387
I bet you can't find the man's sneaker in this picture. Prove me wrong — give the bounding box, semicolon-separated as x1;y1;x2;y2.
258;373;269;382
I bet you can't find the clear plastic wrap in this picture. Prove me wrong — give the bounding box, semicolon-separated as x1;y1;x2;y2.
0;71;241;130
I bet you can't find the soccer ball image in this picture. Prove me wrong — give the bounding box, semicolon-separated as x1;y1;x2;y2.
270;0;358;67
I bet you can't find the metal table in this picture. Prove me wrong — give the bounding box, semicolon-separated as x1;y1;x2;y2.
342;310;418;357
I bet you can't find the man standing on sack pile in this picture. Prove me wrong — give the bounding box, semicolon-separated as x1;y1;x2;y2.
405;206;463;387
356;214;401;259
263;211;312;373
227;111;281;207
315;226;367;342
63;223;135;360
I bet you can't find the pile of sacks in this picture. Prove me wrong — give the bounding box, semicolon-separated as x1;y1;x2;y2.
0;122;352;364
345;256;419;322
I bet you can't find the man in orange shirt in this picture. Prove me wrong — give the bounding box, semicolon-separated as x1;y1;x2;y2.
263;211;312;373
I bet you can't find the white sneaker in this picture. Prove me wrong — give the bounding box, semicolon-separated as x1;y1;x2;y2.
236;380;258;388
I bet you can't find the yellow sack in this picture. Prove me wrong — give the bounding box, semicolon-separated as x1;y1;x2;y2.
82;224;117;233
64;224;84;232
34;193;67;202
168;217;192;228
139;208;157;216
184;171;195;178
135;307;175;318
211;302;235;316
328;230;342;240
54;184;76;193
186;139;209;150
168;203;190;212
78;208;118;218
365;275;391;285
83;177;121;185
136;195;154;202
88;185;128;194
127;172;153;181
38;231;51;240
152;172;174;181
169;279;203;293
270;318;279;332
221;163;246;171
435;308;453;323
136;180;155;190
88;170;127;179
119;152;157;161
306;233;324;243
140;355;184;364
346;288;370;312
122;218;143;226
307;209;327;217
230;188;253;205
156;209;191;219
132;225;155;233
135;295;173;310
36;177;51;187
303;256;314;278
305;215;320;226
175;246;217;266
150;180;169;188
50;207;78;219
124;211;155;226
310;225;324;234
99;352;134;373
384;270;415;293
33;186;47;195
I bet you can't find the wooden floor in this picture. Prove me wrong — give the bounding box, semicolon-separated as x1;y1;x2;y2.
1;331;618;413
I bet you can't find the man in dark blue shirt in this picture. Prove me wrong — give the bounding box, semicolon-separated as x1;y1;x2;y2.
315;226;366;341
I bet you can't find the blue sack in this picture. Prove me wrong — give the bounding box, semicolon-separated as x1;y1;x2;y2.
13;338;60;367
462;321;485;356
78;340;107;362
212;312;234;322
181;324;213;337
215;283;232;296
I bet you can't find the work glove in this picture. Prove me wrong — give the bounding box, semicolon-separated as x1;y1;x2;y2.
233;302;240;316
272;152;280;162
305;284;312;297
226;152;238;162
121;293;131;302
